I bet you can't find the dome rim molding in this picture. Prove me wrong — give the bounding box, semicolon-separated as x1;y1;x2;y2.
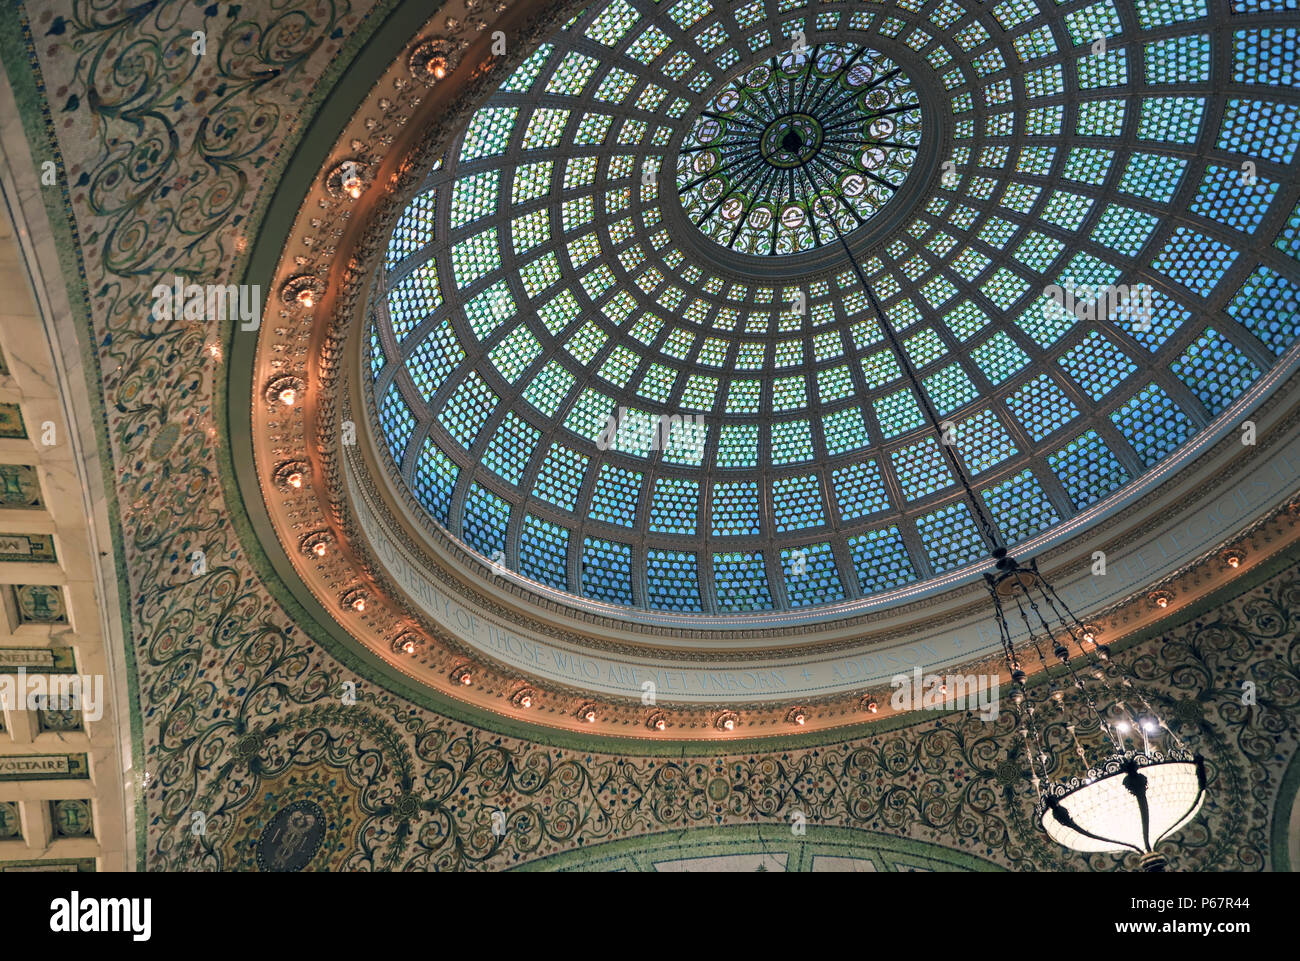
234;0;1300;740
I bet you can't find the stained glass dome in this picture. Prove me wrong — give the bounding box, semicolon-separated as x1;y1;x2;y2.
366;0;1300;618
676;42;922;255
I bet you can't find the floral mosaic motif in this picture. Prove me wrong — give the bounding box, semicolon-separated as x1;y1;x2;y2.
0;801;20;840
0;402;26;438
36;705;83;733
50;798;92;838
0;465;43;509
12;584;68;624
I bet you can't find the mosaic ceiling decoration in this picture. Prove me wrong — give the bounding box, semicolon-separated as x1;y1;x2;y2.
368;0;1300;617
675;42;923;255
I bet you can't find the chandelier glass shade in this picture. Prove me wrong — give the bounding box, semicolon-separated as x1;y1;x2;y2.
1038;753;1208;871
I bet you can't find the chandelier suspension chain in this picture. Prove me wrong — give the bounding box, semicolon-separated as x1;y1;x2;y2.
814;185;1005;555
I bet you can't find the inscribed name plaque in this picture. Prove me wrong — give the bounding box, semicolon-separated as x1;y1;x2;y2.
0;647;76;674
0;533;57;563
0;753;89;781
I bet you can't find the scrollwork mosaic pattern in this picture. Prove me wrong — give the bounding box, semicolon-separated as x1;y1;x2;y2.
136;556;1300;871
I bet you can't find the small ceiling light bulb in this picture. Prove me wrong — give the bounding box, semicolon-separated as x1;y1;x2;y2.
459;672;473;686
278;387;297;406
341;172;364;199
425;56;448;80
867;701;878;714
312;542;327;557
287;472;304;489
1116;720;1130;733
296;288;315;308
401;640;416;655
1156;596;1168;608
1142;719;1159;734
723;718;734;731
520;695;532;708
794;712;805;725
655;719;666;731
584;709;596;723
351;597;366;613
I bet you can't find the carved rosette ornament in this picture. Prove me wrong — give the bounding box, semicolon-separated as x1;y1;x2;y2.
272;460;310;493
264;375;305;407
510;686;537;709
341;587;370;614
326;160;372;200
299;530;332;559
409;39;459;84
1148;590;1174;610
392;630;424;656
280;273;326;310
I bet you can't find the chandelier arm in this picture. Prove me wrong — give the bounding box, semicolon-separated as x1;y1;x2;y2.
988;577;1052;791
1029;567;1107;672
984;575;1020;667
1010;584;1066;700
1034;584;1170;751
1013;581;1125;753
1028;573;1127;731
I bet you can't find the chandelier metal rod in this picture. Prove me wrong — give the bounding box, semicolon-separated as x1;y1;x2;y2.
810;184;1005;556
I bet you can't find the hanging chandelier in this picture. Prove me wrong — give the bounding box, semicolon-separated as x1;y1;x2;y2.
778;151;1209;868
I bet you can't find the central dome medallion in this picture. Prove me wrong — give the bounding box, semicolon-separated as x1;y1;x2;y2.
676;44;921;256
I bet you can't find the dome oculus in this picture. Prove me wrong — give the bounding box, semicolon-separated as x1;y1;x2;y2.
676;44;921;256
